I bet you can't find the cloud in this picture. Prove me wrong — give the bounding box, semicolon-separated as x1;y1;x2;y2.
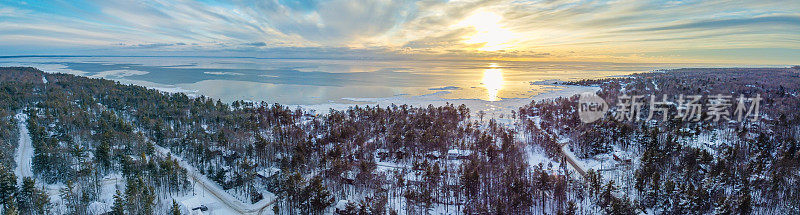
231;0;419;45
621;15;800;32
135;43;179;48
0;0;797;63
429;86;461;90
244;42;267;47
402;28;476;49
0;6;29;17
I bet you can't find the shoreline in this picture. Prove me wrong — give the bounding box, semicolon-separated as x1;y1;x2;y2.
297;84;600;119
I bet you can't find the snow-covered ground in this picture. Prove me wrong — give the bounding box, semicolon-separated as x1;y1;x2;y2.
85;174;124;214
561;143;588;178
14;112;119;214
173;180;242;215
153;146;277;215
525;145;562;171
13;113;275;214
14;113;33;184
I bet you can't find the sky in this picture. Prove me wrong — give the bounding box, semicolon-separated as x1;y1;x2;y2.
0;0;798;64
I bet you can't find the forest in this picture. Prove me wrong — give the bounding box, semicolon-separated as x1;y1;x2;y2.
0;66;797;214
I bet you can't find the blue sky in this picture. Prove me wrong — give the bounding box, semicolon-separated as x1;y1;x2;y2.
0;0;798;64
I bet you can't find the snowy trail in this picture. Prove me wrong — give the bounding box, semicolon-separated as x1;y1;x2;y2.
14;113;33;183
560;143;587;178
153;146;277;215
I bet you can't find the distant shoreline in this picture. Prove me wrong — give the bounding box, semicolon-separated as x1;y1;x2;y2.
5;64;795;120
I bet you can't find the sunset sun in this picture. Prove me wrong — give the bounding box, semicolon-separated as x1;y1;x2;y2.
457;11;516;51
481;63;504;101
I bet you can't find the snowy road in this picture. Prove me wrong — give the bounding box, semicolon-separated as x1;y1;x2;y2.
560;143;588;178
13;111;276;214
154;146;277;215
14;113;33;183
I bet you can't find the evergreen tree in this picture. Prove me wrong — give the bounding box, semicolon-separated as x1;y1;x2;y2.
110;189;124;215
170;199;182;215
303;176;334;214
124;175;155;214
95;140;112;171
714;196;734;215
565;201;577;215
15;178;48;215
337;201;360;215
736;185;752;215
601;180;616;207
59;181;81;215
0;165;16;207
2;202;18;215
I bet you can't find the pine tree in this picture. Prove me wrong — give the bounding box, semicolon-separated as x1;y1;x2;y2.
15;178;33;214
3;202;18;215
15;177;48;215
565;201;577;215
110;189;124;215
461;156;480;211
170;199;181;215
59;181;79;215
0;165;17;207
124;176;155;214
96;140;112;172
303;176;334;214
714;196;733;215
736;185;752;215
601;180;616;207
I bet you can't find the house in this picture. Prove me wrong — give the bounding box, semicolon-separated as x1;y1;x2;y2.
255;167;280;180
375;148;391;161
425;151;441;159
447;149;473;160
612;154;632;165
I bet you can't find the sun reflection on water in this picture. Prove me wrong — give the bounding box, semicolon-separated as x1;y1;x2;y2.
482;63;504;101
